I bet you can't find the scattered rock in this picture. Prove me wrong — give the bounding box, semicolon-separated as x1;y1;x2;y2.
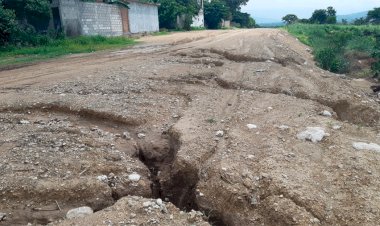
156;198;163;206
137;133;146;139
128;172;141;182
0;212;6;221
66;206;93;219
96;175;108;183
352;142;380;153
19;120;30;124
215;130;224;137
123;131;131;140
143;201;153;208
297;127;327;143
320;110;332;117
332;125;342;130
246;124;257;129
278;125;290;131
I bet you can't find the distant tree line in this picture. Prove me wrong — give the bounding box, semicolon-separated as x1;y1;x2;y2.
282;7;380;26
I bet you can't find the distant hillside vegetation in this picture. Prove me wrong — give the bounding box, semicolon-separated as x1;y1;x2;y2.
337;11;368;22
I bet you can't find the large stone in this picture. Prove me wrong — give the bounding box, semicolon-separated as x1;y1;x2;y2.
66;206;94;219
352;142;380;153
297;127;327;143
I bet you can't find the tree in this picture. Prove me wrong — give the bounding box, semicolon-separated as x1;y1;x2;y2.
341;19;348;25
367;7;380;24
232;11;256;28
0;0;19;45
3;0;51;31
204;0;229;29
310;9;327;24
282;14;298;25
327;6;336;17
326;6;337;24
157;0;199;29
223;0;249;14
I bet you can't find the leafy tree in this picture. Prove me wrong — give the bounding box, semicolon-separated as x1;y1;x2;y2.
3;0;51;31
282;14;298;25
310;9;327;24
341;19;348;25
157;0;199;29
157;0;184;29
232;11;256;28
223;0;249;14
327;6;336;17
25;0;51;30
0;0;19;45
326;6;337;24
367;7;380;24
204;0;229;29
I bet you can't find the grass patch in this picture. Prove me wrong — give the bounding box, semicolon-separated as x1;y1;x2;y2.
0;35;136;68
286;24;380;77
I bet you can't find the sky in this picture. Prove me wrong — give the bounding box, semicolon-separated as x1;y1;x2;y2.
241;0;380;21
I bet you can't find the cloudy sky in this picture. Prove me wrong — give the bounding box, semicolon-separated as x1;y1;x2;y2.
241;0;379;20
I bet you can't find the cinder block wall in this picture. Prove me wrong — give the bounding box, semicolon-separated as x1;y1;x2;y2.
128;2;159;33
59;0;123;36
80;2;123;36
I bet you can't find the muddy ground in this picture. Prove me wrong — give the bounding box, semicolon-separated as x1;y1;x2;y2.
0;29;379;226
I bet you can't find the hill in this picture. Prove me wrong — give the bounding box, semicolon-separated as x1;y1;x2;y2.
337;11;368;22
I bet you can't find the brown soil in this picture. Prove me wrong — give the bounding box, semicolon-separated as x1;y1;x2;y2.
0;29;379;226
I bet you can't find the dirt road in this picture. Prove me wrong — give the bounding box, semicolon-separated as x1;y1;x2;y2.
0;29;379;226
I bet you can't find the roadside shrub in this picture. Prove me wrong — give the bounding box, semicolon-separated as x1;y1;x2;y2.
315;48;348;73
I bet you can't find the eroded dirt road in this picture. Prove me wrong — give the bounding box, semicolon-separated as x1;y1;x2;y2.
0;29;380;226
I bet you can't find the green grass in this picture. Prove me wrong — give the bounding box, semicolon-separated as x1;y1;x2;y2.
286;24;380;76
0;36;137;68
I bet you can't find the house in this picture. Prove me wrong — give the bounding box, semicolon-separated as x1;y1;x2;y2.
51;0;159;36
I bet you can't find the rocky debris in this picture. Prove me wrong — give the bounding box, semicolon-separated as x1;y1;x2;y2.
54;196;210;226
297;127;327;143
128;172;141;182
246;124;258;129
137;133;146;139
215;130;224;137
352;142;380;153
277;125;290;130
320;110;332;117
97;175;108;183
0;212;6;221
123;131;132;140
332;125;342;130
66;206;94;219
19;119;30;124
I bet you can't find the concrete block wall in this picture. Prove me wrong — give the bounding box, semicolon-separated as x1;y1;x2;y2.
58;0;122;36
128;2;159;33
80;2;123;36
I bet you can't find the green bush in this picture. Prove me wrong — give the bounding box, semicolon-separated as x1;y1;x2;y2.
0;0;19;45
315;48;348;73
286;24;380;76
25;0;51;31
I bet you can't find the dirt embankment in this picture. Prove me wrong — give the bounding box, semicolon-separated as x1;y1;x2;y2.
0;29;379;226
